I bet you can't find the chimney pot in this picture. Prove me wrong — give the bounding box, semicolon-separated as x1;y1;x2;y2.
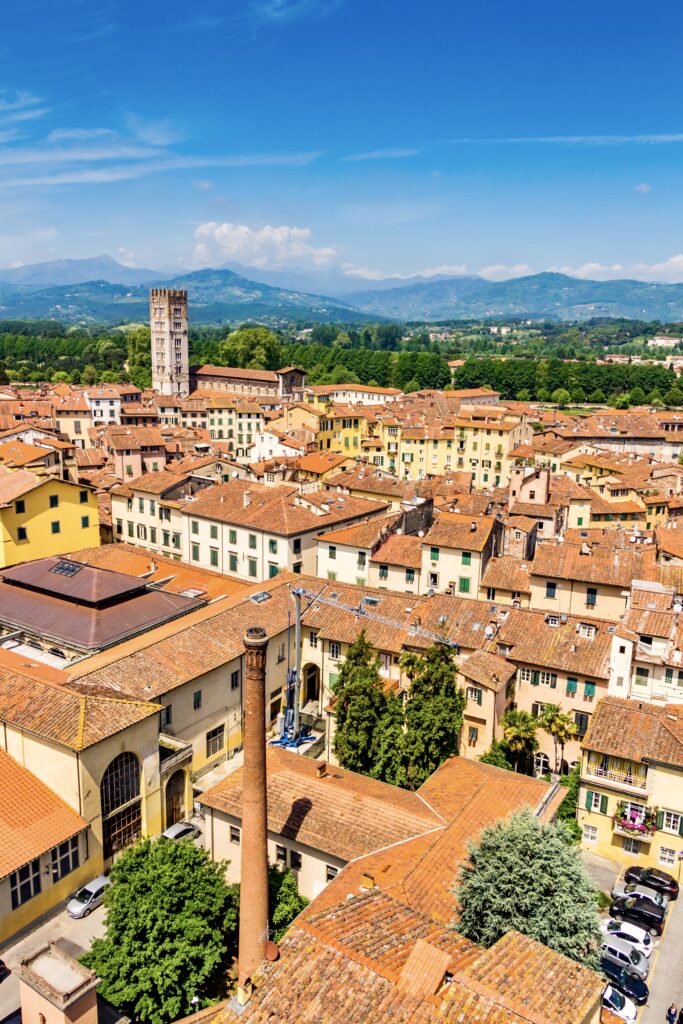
316;762;327;779
360;872;375;890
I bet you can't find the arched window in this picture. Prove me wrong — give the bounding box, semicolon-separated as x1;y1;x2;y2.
100;752;142;860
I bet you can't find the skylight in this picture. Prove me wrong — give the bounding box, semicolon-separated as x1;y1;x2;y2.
50;560;83;577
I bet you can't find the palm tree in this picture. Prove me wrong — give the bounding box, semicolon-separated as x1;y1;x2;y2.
398;651;425;689
554;713;578;775
539;703;563;774
500;710;538;774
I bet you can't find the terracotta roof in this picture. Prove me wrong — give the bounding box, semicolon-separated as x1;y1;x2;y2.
481;556;531;594
582;696;683;766
296;451;353;474
531;540;657;588
193;364;279;383
200;747;442;862
0;467;43;506
0;652;160;749
371;533;423;569
0;748;88;878
509;501;557;519
424;513;495;553
460;650;516;692
112;469;190;496
317;514;400;549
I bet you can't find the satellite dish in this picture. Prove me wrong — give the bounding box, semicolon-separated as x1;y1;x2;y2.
427;588;435;597
231;470;239;477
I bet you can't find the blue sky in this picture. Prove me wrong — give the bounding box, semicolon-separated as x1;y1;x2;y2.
2;0;683;283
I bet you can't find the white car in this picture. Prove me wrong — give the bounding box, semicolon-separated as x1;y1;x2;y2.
611;880;669;910
601;918;653;958
66;875;111;918
602;984;637;1023
161;821;201;841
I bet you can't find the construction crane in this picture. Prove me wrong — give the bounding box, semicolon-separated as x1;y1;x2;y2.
270;584;459;751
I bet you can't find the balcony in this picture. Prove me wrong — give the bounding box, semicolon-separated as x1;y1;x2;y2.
612;802;657;843
584;764;648;794
159;734;193;775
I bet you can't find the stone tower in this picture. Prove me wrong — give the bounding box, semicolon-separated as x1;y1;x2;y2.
150;288;190;397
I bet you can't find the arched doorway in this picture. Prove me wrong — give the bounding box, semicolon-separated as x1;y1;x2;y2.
100;752;142;863
303;664;320;706
165;770;186;828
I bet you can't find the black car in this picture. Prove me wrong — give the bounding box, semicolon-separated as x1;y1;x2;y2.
624;865;679;900
600;956;649;1005
610;896;665;936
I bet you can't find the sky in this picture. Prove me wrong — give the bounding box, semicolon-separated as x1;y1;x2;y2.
2;0;683;283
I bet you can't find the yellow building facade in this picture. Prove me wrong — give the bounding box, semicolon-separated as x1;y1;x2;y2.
0;473;100;568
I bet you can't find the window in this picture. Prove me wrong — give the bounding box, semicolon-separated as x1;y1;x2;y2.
328;545;337;561
547;615;559;627
161;705;172;727
459;577;470;594
172;532;181;549
10;858;41;909
467;686;483;705
206;724;225;758
162;530;170;547
276;845;287;863
662;810;682;835
330;642;341;660
193;690;202;710
589;791;603;812
138;497;144;513
210;548;219;567
462;551;472;566
545;581;557;599
49;494;59;509
229;553;238;572
127;521;134;538
51;521;61;535
191;520;199;535
248;558;257;578
149;527;157;544
430;546;439;562
659;846;677;867
586;587;597;607
406;568;415;583
293;538;301;555
574;712;589;737
539;671;557;687
191;543;200;562
230;669;240;691
17;526;27;541
210;524;218;540
51;835;79;881
230;826;241;845
379;564;388;580
15;499;25;514
468;726;479;746
566;677;578;695
635;666;650;686
309;631;318;648
579;623;596;638
428;572;439;588
623;837;641;856
582;824;598;844
518;667;532;683
326;865;338;882
584;681;596;700
290;850;302;870
81;515;90;529
248;534;257;549
269;539;277;554
229;529;237;544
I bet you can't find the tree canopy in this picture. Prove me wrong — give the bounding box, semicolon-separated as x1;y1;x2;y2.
453;809;601;966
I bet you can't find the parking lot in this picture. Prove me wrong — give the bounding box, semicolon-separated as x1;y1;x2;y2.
582;851;683;1022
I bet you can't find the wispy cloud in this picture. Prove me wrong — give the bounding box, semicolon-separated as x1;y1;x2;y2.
634;182;652;193
0;90;43;114
448;133;683;145
47;128;114;142
250;0;344;23
342;262;467;280
342;147;420;162
125;114;183;147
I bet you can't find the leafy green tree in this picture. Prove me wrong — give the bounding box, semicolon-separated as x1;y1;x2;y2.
83;363;98;384
539;705;577;774
453;810;601;966
646;387;663;405
570;386;586;404
665;386;683;406
332;631;390;776
556;763;582;842
516;388;531;401
628;385;646;405
401;643;465;789
268;866;309;943
551;387;571;407
83;838;239;1024
500;709;538;773
51;370;71;383
613;392;630;409
218;326;281;371
588;388;605;403
479;740;513;771
403;377;421;393
536;387;550;403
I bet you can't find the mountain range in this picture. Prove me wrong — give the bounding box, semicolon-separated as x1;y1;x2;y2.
0;256;683;323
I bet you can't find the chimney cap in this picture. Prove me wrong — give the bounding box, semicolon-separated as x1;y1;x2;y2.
244;625;268;647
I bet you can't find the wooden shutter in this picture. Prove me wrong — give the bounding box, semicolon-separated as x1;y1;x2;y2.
678;816;683;838
550;674;557;689
531;670;540;686
585;790;594;811
600;795;608;815
656;811;664;831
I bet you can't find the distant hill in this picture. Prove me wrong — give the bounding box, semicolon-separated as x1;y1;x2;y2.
0;267;373;324
346;271;683;321
0;255;161;288
221;262;474;296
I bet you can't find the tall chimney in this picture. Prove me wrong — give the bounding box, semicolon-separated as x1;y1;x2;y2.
237;626;269;1006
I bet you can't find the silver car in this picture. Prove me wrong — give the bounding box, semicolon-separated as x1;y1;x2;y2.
611;880;669;910
600;935;649;980
66;875;111;918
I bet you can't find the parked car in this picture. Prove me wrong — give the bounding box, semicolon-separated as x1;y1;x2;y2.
601;919;653;958
599;935;649;980
610;896;665;936
160;821;201;841
0;960;8;982
66;875;111;918
624;866;679;900
611;880;669;910
602;985;637;1024
600;957;649;1005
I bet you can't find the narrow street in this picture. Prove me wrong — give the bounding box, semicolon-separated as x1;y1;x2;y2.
638;894;683;1024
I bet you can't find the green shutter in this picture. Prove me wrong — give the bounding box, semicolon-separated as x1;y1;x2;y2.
531;671;540;686
567;678;578;694
585;790;594;811
600;795;608;815
550;674;557;689
476;688;482;705
656;811;664;831
679;816;683;838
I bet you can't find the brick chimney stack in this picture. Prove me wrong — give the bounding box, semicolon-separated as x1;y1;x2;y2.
237;626;269;1006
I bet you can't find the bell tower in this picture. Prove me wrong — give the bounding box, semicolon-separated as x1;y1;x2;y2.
150;288;189;397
